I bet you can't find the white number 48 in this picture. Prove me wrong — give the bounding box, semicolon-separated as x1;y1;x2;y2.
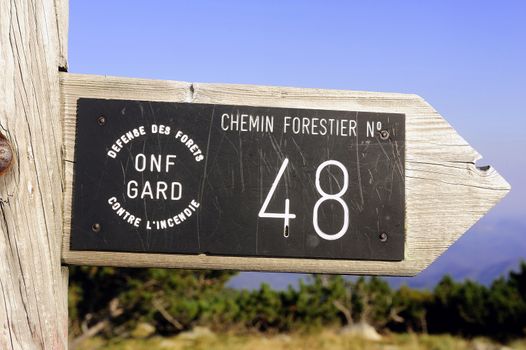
258;158;350;241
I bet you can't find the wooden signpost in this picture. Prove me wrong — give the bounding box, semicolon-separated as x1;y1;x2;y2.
1;0;68;348
0;1;511;348
61;74;511;276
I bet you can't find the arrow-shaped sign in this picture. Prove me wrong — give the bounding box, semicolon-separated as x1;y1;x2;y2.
61;73;510;276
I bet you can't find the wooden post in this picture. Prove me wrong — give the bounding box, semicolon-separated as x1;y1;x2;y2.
0;0;68;348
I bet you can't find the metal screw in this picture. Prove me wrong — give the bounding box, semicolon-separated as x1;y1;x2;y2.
379;130;390;140
97;115;106;126
379;232;388;242
92;223;102;233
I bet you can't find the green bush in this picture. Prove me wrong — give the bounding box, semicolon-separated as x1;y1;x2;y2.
69;261;526;341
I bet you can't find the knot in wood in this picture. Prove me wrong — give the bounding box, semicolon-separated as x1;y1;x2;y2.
0;133;13;175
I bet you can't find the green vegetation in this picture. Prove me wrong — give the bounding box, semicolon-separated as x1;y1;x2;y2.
77;332;526;350
69;262;526;347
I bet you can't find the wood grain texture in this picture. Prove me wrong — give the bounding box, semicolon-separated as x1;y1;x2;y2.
60;73;510;276
0;0;68;349
54;0;68;70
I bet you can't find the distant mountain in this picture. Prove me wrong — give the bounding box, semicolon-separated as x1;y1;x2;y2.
228;216;526;290
387;216;526;289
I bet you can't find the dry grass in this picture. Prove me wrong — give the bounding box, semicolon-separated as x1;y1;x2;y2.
76;330;526;350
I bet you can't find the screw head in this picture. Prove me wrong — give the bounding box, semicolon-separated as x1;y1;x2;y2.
92;223;102;233
379;130;390;140
379;232;388;242
97;115;106;126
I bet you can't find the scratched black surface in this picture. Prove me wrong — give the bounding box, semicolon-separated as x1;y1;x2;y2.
71;98;405;261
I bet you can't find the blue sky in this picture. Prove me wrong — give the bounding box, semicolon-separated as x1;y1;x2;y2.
69;1;525;285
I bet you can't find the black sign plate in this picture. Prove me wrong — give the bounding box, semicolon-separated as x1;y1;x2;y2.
71;99;405;261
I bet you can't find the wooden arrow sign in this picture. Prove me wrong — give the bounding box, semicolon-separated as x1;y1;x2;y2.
61;73;510;276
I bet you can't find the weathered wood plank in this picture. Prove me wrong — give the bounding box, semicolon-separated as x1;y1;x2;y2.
60;73;510;276
54;0;68;70
0;0;68;348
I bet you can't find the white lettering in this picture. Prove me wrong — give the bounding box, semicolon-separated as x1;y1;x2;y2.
156;181;168;200
135;153;146;172
165;155;177;172
141;181;153;199
171;182;182;200
127;180;138;199
221;113;229;131
150;154;162;172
